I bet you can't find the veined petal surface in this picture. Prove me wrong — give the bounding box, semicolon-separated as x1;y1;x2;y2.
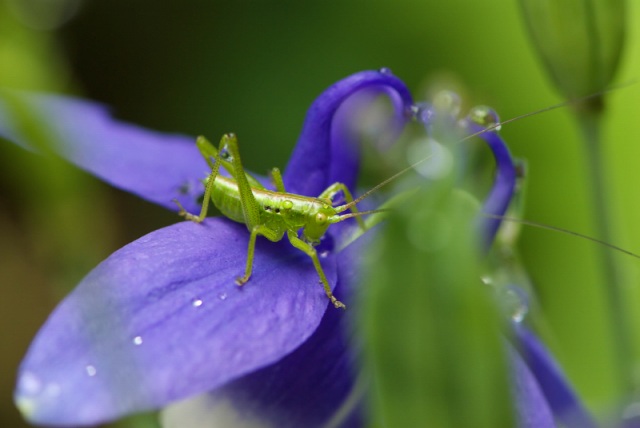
0;92;208;213
15;218;338;426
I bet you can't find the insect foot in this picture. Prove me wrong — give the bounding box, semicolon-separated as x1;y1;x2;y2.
235;275;250;286
172;199;204;223
331;296;347;310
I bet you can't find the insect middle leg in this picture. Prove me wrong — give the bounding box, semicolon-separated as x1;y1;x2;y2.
237;224;285;286
286;230;346;310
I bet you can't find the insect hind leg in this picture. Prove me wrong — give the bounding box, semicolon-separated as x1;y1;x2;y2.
174;136;227;222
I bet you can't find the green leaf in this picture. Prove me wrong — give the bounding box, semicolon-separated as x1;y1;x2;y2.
359;154;513;428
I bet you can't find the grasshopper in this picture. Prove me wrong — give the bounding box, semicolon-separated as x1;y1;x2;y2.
175;89;639;311
175;133;375;310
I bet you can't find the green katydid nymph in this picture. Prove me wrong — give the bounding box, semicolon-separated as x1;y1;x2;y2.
174;133;382;310
174;88;639;311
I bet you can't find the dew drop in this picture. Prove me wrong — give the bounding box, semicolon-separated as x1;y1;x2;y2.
378;67;392;75
192;298;203;307
411;102;435;126
133;336;143;346
85;365;97;377
319;250;330;258
219;146;233;161
467;105;501;131
500;286;529;323
218;292;227;301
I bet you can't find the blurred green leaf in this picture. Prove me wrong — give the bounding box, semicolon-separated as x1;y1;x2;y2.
359;146;512;428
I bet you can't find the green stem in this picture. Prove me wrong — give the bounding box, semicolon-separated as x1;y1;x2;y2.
577;110;634;397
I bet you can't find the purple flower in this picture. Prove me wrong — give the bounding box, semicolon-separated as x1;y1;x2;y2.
2;70;412;426
0;70;594;427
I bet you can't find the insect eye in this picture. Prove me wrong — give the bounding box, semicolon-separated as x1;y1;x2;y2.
315;212;327;224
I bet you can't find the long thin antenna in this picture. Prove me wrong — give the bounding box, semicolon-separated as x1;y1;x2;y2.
484;213;640;260
334;208;392;222
336;82;635;213
336;155;434;212
462;80;635;142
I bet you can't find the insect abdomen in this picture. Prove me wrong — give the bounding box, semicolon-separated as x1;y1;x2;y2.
211;176;318;230
211;176;247;223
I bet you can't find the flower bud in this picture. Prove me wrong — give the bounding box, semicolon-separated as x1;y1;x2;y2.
519;0;625;112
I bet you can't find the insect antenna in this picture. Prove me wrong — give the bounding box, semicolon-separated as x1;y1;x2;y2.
335;155;435;213
333;208;392;223
336;82;634;215
460;80;634;143
485;213;640;261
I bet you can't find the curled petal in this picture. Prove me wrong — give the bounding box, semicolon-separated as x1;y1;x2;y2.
509;345;556;428
283;69;413;196
462;116;517;250
14;218;338;426
514;325;597;428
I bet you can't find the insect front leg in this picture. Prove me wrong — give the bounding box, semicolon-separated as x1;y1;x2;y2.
286;230;346;310
238;225;285;286
320;183;366;230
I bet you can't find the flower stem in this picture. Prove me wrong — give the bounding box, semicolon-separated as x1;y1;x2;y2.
577;108;634;397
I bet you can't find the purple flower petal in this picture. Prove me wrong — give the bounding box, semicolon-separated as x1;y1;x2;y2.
0;92;209;213
514;324;597;428
461;119;516;250
283;69;413;197
14;218;338;426
161;229;373;428
161;229;372;428
509;345;556;428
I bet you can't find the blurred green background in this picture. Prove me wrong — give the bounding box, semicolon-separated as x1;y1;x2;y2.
1;0;640;426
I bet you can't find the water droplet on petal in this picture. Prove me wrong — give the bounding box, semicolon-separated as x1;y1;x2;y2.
192;298;203;307
133;336;143;346
378;67;392;75
411;102;436;126
218;292;227;301
319;250;330;258
467;105;501;131
85;365;97;377
500;285;529;323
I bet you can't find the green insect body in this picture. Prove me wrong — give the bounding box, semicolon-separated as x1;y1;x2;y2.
211;175;338;242
175;133;366;310
174;92;640;311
